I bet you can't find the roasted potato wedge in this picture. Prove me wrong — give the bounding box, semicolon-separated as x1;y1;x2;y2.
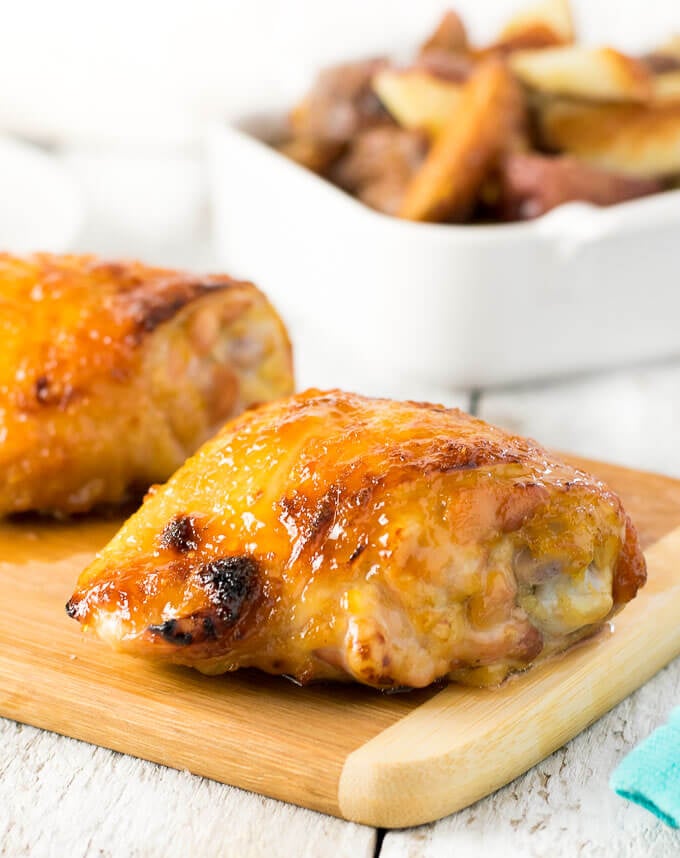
652;70;680;102
652;35;680;61
399;59;524;222
511;46;652;102
641;36;680;74
493;0;575;52
539;99;680;177
372;68;461;137
419;9;469;56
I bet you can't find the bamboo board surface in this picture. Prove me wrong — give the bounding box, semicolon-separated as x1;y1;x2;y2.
1;456;680;829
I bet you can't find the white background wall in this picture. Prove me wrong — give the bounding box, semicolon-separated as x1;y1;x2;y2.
0;0;679;146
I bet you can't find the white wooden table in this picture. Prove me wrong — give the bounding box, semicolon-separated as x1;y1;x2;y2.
2;161;680;857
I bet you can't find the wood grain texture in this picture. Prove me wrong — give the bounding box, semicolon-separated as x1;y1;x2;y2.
0;719;375;858
0;457;679;832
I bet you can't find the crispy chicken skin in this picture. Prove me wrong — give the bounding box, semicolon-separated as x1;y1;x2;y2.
0;254;292;516
67;390;646;689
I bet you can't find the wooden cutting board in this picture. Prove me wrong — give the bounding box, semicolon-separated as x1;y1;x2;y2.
2;456;680;829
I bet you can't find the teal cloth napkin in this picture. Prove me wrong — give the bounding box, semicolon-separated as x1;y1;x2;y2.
610;708;680;828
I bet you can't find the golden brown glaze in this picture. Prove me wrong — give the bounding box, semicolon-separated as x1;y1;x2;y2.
0;254;293;515
68;390;646;689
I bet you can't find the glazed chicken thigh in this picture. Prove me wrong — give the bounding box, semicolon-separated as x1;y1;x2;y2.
0;254;292;515
68;390;646;689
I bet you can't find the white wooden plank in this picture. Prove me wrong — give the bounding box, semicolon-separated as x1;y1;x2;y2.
0;718;375;858
477;362;680;476
381;658;680;857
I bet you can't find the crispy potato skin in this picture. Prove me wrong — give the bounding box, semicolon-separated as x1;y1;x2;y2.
539;99;680;177
0;254;293;515
68;390;646;690
511;46;652;103
372;68;462;138
490;0;574;52
399;59;525;222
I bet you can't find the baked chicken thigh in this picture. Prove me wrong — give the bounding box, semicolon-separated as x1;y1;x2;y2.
0;254;292;516
68;390;646;689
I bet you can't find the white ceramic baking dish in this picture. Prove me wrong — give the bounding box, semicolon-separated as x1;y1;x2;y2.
208;117;680;392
